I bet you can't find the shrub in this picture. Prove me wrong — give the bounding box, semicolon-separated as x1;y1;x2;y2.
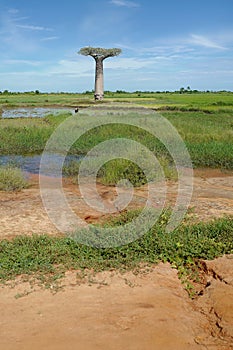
0;166;28;191
98;159;147;187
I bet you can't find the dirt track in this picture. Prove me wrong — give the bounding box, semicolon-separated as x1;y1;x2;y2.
0;169;233;349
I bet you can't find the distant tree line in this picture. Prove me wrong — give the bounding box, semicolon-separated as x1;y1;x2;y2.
83;88;232;95
0;88;232;95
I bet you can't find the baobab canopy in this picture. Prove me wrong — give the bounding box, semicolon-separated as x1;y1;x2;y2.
78;47;122;59
78;46;122;100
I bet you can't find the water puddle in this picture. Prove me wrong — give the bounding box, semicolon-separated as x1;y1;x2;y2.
1;107;75;119
0;154;81;176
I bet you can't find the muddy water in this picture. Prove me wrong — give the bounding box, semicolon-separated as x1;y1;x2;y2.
1;107;74;118
0;154;81;175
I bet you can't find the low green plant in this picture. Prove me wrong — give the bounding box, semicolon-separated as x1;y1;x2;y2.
0;166;28;191
0;213;232;297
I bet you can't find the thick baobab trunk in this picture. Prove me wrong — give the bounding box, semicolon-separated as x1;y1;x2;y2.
94;57;104;100
79;47;121;101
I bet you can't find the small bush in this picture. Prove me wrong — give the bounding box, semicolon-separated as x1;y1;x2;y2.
0;166;28;191
98;159;147;187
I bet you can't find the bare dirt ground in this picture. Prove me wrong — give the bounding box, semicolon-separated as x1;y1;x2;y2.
0;168;232;238
0;169;233;349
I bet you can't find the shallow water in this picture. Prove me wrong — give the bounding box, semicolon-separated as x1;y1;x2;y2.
0;154;81;175
1;107;74;119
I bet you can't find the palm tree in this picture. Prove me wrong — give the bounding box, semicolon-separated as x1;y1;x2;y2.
78;47;122;100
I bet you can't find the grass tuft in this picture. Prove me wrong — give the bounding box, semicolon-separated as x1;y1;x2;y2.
0;166;28;191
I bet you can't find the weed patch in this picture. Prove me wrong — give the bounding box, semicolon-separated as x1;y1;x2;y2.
0;166;28;191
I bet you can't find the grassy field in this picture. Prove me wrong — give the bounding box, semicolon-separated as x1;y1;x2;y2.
0;113;68;155
123;92;233;112
0;92;92;108
0;106;232;169
1;91;233;110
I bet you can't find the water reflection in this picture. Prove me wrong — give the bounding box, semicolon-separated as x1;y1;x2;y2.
1;107;74;119
0;154;81;176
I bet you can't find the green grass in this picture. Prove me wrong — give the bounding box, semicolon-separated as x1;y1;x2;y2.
0;92;93;108
0;213;232;296
163;111;233;169
63;156;177;186
0;93;233;170
0;166;28;191
0;113;70;155
1;91;233;110
0;109;232;169
67;111;233;170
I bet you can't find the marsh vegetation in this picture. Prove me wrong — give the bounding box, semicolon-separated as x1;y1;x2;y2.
0;91;232;291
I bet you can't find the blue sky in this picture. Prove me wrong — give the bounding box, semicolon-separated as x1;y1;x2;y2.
0;0;233;92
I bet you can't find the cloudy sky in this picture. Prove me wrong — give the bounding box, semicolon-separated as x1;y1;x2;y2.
0;0;232;92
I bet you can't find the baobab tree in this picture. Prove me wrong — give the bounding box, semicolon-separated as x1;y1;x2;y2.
78;47;122;100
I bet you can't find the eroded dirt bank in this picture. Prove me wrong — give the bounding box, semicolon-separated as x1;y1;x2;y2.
0;258;233;350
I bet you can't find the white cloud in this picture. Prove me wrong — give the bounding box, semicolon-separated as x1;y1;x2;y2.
189;34;226;50
1;52;233;92
0;8;56;53
36;56;156;79
113;43;135;50
40;36;59;41
114;33;228;60
7;8;19;15
16;24;52;31
110;0;140;8
47;57;93;77
105;57;151;69
105;56;167;70
3;59;42;66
